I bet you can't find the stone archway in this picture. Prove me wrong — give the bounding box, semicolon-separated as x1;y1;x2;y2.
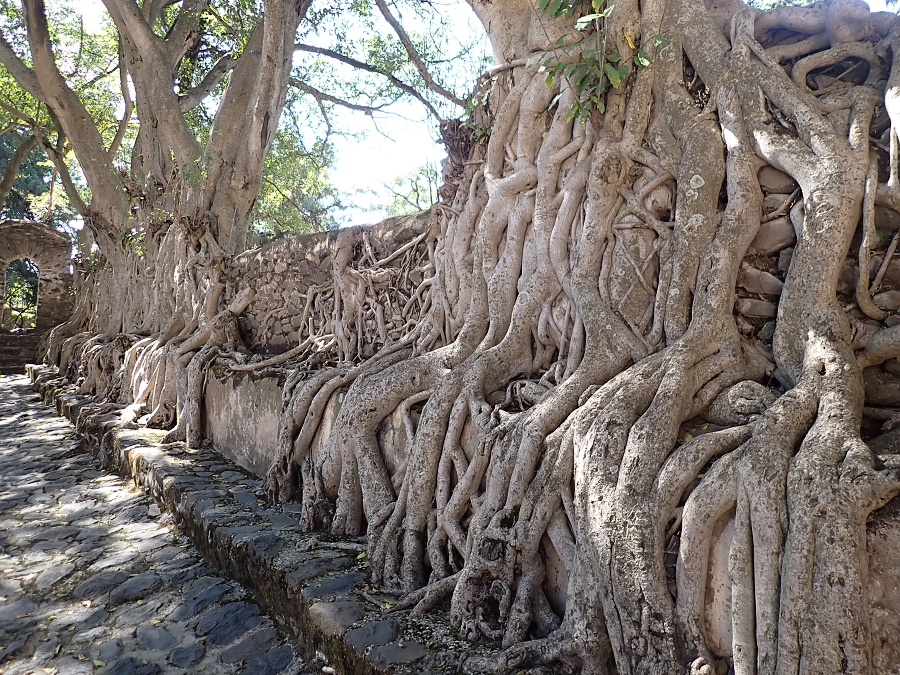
0;220;74;332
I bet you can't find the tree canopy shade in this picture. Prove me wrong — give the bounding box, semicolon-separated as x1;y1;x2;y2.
6;0;900;674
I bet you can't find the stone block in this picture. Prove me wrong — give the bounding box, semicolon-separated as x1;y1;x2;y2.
346;619;399;653
750;218;795;255
738;264;784;295
308;600;363;637
735;298;777;318
874;290;900;312
758;166;797;193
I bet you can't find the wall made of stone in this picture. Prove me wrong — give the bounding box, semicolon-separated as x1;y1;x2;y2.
223;211;434;355
0;220;74;330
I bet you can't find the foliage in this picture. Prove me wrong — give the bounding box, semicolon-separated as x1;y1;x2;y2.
537;0;654;121
0;132;45;218
250;123;341;243
383;163;439;215
2;257;38;330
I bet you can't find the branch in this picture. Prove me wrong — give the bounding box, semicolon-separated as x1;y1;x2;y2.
178;53;238;111
164;0;208;63
289;78;390;114
859;325;900;367
22;0;127;218
0;132;39;215
101;0;202;165
0;34;44;99
294;43;441;119
372;0;465;107
107;37;133;161
32;120;88;216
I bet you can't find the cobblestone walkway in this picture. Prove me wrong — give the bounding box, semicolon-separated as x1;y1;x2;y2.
0;375;307;675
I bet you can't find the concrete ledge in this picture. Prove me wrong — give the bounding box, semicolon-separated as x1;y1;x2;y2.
28;365;501;675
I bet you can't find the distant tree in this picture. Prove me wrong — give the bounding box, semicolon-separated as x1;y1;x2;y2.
384;162;439;215
2;257;38;329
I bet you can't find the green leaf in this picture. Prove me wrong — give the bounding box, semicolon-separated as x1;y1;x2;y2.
634;50;652;68
604;63;622;88
575;13;603;29
591;0;605;8
618;63;630;79
606;52;622;63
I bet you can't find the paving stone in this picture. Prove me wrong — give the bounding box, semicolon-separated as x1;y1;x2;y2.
168;581;229;620
74;570;129;599
73;625;110;642
33;525;80;541
35;562;76;589
220;626;279;663
0;597;37;621
243;644;294;675
97;639;122;662
112;505;149;523
108;572;162;604
169;643;205;667
112;598;164;627
0;631;28;660
88;549;138;571
207;603;265;646
367;641;428;669
346;619;399;652
52;655;93;675
105;657;161;675
136;623;177;650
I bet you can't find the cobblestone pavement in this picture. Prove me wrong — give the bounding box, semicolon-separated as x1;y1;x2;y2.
0;374;309;675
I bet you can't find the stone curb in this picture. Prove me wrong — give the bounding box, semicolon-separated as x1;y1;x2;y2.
28;366;499;675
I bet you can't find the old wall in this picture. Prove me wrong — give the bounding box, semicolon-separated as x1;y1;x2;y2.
0;220;74;330
222;210;434;355
193;208;900;660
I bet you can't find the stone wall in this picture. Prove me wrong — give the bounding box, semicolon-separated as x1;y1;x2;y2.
223;211;434;355
0;220;74;331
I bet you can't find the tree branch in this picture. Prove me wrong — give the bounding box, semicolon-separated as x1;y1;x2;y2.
289;78;391;114
178;53;238;111
0;132;39;215
107;37;133;162
372;0;466;107
22;0;127;219
294;43;442;119
0;34;44;99
101;0;203;166
32;120;88;216
164;0;208;64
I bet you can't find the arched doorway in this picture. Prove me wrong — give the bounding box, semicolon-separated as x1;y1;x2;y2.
2;258;39;330
0;220;74;333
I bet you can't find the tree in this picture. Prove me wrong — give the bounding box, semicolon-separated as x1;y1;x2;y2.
384;162;440;215
263;0;900;673
2;257;38;328
6;0;900;674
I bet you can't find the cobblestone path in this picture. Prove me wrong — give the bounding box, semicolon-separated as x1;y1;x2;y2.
0;375;307;675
